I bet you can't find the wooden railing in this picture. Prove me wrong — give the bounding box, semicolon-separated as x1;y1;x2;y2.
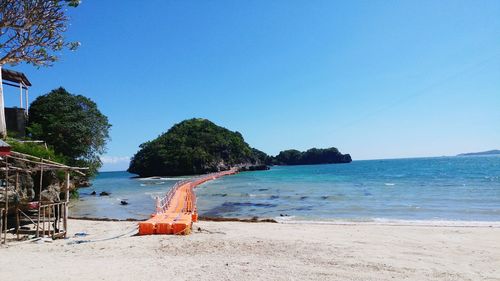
156;169;237;214
37;202;68;239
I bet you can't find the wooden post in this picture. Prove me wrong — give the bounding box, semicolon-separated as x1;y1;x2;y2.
25;88;29;115
36;163;43;238
47;205;51;238
15;171;19;240
16;205;19;240
64;171;69;238
19;83;23;108
4;158;8;242
0;65;6;138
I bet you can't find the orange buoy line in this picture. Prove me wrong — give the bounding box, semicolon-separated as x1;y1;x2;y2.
138;168;238;235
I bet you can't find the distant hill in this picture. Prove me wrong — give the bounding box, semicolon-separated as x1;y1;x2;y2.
273;148;352;165
128;118;257;177
457;150;500;156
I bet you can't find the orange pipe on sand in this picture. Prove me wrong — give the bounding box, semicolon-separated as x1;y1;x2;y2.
138;168;238;235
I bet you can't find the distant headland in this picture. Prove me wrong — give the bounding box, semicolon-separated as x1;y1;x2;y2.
128;118;351;177
457;150;500;157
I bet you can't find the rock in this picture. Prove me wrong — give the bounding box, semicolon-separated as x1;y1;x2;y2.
238;164;270;172
99;191;110;196
120;200;128;205
90;191;96;195
40;189;60;202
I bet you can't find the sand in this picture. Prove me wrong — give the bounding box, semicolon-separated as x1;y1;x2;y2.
1;219;499;281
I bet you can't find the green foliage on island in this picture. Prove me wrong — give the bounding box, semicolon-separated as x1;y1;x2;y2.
128;118;352;177
273;147;352;165
128;118;257;177
27;87;111;175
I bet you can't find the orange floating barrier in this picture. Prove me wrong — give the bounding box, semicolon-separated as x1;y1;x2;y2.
172;214;192;235
138;168;238;236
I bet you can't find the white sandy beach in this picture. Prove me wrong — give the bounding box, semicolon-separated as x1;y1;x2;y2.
1;219;499;281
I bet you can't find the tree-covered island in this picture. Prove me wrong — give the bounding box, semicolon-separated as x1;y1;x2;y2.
128;118;351;177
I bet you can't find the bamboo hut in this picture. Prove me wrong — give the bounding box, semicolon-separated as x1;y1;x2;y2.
0;142;87;244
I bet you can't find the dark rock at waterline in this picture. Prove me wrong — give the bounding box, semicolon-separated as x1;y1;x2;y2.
120;200;128;205
212;193;228;197
90;191;96;196
202;201;278;217
238;164;270;172
99;191;110;196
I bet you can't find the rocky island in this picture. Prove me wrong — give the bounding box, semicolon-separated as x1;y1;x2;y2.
128;118;351;177
273;147;352;165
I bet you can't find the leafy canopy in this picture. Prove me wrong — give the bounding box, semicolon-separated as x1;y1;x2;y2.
27;87;111;175
275;147;351;165
0;0;80;66
129;118;255;177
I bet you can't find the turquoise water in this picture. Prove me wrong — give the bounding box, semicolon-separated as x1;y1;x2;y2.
70;156;500;222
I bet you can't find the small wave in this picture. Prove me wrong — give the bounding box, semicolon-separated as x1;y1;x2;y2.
384;183;396;186
276;218;500;227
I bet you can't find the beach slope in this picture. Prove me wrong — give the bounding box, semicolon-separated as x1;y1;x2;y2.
1;220;499;281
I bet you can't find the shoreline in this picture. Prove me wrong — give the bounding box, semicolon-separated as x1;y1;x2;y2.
68;215;500;228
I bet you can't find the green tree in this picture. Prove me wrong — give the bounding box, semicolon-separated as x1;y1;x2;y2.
274;147;351;165
275;149;303;165
27;87;111;175
0;0;80;66
0;0;80;137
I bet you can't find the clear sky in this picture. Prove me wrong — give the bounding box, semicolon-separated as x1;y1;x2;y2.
7;0;500;171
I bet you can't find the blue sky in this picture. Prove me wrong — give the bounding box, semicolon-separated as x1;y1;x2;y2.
7;0;500;171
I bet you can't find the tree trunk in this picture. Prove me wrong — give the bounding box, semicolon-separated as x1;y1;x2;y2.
0;65;6;138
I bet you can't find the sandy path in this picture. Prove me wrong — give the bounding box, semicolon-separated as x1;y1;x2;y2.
1;220;499;281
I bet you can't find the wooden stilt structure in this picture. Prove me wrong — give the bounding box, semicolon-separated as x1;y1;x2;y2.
0;150;87;244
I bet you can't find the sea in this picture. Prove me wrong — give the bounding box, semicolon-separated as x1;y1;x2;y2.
70;156;500;223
